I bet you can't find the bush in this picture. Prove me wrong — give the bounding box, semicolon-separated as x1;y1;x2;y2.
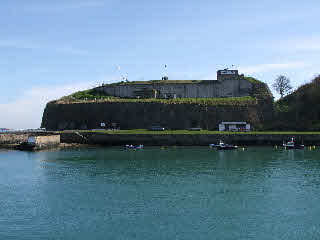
64;89;119;101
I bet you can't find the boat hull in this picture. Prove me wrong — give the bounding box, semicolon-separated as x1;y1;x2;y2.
216;145;238;150
282;145;304;149
209;143;238;150
125;145;144;149
14;142;36;151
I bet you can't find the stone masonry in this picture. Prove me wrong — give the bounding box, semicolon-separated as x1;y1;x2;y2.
97;70;253;99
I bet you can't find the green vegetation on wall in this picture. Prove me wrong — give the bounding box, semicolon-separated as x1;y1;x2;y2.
58;94;256;106
244;76;263;84
60;88;118;101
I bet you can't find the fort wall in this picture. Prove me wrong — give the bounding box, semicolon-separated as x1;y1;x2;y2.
41;99;273;131
97;79;253;99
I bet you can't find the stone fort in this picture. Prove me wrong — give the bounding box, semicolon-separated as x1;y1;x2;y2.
42;69;274;131
97;69;255;99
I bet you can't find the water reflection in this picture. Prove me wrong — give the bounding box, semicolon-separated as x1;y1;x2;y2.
36;147;279;177
8;146;320;201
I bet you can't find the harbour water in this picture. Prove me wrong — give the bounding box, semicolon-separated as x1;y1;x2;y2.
1;146;320;239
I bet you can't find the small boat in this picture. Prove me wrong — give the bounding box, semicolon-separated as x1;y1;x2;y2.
14;142;36;151
282;138;304;149
125;144;144;149
209;140;238;150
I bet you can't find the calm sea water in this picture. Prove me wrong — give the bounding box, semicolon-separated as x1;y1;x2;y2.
1;146;320;239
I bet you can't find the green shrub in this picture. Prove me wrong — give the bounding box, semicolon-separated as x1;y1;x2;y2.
274;102;290;113
64;89;119;101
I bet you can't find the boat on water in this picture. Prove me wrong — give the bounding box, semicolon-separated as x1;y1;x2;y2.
209;140;238;150
14;135;60;151
125;144;144;149
282;138;304;149
14;141;36;151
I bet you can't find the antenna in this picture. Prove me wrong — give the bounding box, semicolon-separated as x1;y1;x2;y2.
115;65;123;82
118;67;128;82
163;64;168;80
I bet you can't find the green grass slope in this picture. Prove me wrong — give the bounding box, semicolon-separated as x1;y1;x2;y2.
272;75;320;130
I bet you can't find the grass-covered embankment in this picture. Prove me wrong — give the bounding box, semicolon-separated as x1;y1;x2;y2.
272;75;320;130
59;88;119;102
56;92;257;106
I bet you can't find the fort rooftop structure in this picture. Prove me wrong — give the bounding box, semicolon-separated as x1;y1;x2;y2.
97;69;258;99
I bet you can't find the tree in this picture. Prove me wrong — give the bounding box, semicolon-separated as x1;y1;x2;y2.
273;75;292;98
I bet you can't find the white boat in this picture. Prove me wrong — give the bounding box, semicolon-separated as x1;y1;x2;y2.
209;140;238;150
125;144;144;149
282;138;304;149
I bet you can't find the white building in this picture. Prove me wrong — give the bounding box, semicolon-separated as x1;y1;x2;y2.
219;122;250;131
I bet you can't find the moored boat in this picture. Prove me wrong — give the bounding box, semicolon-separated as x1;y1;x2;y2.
209;140;238;150
14;142;36;151
282;138;304;149
14;135;60;151
125;144;144;149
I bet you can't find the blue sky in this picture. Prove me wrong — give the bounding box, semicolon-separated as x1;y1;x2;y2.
1;0;319;128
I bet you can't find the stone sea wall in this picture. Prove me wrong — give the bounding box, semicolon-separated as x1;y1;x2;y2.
60;132;320;146
0;133;29;145
2;132;320;147
0;132;57;145
34;135;60;146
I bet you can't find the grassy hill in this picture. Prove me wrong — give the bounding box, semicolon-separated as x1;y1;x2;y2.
271;75;320;130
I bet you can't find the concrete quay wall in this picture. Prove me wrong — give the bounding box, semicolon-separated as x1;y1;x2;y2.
0;133;29;144
33;135;61;149
60;132;320;146
0;132;57;145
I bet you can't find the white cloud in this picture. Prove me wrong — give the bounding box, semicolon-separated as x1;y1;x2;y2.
0;40;41;50
0;79;111;129
238;62;309;75
24;0;108;12
0;40;88;55
294;37;320;51
61;1;106;9
275;36;320;53
201;75;217;80
201;62;308;80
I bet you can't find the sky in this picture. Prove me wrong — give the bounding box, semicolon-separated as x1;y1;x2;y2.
1;0;319;129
